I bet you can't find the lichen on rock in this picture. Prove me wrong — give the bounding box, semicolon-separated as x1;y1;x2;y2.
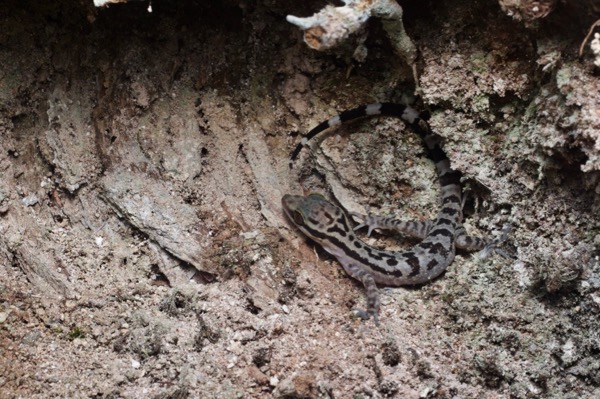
287;0;416;67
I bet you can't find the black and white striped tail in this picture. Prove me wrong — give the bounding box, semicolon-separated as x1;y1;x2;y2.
288;103;437;169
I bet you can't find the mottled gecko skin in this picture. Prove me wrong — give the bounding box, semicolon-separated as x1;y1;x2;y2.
283;103;495;325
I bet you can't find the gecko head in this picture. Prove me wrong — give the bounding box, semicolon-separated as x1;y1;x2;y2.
281;193;346;241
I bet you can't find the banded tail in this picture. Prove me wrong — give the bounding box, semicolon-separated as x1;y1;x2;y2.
289;103;435;168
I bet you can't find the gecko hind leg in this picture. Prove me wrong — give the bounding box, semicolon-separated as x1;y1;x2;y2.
455;224;513;259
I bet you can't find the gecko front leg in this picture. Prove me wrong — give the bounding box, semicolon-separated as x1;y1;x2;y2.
354;212;511;257
342;263;381;326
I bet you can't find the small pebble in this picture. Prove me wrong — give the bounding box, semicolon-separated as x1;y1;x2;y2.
22;194;39;206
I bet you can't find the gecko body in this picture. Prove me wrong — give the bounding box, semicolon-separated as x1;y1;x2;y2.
282;103;497;324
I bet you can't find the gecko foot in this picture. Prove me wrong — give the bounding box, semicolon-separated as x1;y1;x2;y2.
352;308;380;326
351;212;387;237
478;224;513;259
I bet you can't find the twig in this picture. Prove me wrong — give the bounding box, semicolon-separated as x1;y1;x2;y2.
579;19;600;58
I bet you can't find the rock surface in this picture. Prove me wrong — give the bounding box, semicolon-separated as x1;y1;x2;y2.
0;1;599;398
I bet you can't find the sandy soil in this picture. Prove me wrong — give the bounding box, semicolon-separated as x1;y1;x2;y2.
1;1;599;398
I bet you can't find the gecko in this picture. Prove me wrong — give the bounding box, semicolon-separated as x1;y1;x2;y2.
282;103;505;325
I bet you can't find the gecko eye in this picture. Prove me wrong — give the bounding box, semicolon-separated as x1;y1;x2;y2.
292;211;305;226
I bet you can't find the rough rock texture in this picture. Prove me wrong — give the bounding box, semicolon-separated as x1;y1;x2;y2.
286;0;417;67
498;0;558;22
1;1;599;398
